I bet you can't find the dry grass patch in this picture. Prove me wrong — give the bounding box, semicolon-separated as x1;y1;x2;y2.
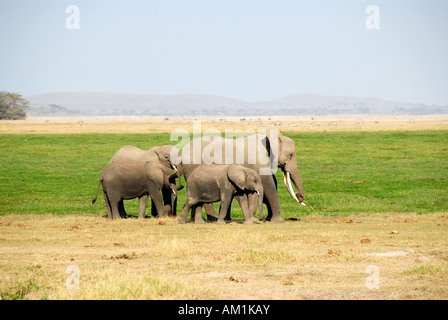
0;213;447;299
2;115;448;134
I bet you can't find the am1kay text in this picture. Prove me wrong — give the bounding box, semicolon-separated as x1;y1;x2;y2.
178;304;270;317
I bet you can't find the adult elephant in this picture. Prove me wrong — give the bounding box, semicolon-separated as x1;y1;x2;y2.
175;129;305;222
110;145;182;216
92;161;178;219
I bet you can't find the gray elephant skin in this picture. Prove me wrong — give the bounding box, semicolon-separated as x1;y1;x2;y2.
110;145;182;216
176;129;305;222
177;164;265;225
92;161;177;219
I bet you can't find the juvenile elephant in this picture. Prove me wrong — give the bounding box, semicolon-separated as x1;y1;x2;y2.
110;145;182;216
92;161;177;219
177;164;265;225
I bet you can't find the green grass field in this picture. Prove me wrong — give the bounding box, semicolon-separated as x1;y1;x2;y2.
1;130;448;300
1;131;447;218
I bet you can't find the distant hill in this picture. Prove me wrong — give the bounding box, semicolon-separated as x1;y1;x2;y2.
27;104;81;117
27;92;448;116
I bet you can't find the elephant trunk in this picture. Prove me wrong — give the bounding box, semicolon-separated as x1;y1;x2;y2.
171;185;178;216
283;163;305;205
171;161;183;190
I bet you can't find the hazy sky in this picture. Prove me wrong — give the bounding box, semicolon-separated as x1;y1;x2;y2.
1;0;447;105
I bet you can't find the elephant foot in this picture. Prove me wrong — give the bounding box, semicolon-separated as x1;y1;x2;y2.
177;215;187;224
244;220;255;224
269;216;285;223
250;217;260;223
206;214;218;222
216;219;226;225
195;219;206;225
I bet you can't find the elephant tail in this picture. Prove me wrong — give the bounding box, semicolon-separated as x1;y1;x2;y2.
92;177;103;205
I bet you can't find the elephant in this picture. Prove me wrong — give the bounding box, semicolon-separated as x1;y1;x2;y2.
177;164;264;225
175;129;305;222
110;145;175;168
92;161;178;219
110;145;182;216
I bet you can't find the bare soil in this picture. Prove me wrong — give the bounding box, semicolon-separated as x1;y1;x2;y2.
0;213;447;300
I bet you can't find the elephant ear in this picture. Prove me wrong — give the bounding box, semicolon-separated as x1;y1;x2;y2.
263;128;280;167
144;162;164;189
227;165;247;190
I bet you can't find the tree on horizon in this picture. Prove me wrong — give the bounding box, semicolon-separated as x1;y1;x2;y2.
0;92;30;120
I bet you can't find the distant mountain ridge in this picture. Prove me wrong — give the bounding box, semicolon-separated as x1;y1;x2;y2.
27;92;448;116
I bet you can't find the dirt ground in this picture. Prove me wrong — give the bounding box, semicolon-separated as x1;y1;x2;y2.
1;114;448;134
0;213;447;300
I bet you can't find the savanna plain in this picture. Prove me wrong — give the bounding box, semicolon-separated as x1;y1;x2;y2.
0;116;447;300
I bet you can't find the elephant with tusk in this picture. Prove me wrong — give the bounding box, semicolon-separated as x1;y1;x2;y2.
175;129;305;222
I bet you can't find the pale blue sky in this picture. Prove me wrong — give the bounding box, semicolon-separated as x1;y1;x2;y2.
1;0;447;105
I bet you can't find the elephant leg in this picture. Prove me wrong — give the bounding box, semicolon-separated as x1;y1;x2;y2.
261;174;283;222
147;182;165;218
178;201;194;224
246;192;260;223
172;193;177;217
109;199;122;220
151;199;157;218
194;205;205;224
204;203;219;221
162;188;173;217
189;206;195;223
217;196;232;225
104;189;122;219
118;200;127;219
103;192;113;219
138;194;148;219
223;202;232;221
247;192;258;218
236;194;257;224
264;195;273;220
190;205;196;222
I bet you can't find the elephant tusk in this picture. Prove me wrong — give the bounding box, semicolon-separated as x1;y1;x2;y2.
172;164;178;172
301;202;307;206
283;171;301;204
256;191;260;197
171;188;177;196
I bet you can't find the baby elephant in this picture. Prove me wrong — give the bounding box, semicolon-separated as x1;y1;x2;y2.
92;161;177;219
177;164;265;224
